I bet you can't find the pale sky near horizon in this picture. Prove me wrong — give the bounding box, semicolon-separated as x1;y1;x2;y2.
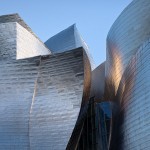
0;0;132;67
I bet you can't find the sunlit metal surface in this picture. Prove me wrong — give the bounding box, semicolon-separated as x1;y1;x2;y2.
113;39;150;150
29;48;90;150
0;22;51;60
0;13;43;41
66;50;91;150
0;14;91;150
3;0;150;148
45;24;95;70
105;0;150;100
104;0;150;149
16;22;51;59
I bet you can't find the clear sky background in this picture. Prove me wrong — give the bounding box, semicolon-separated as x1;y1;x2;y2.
0;0;132;67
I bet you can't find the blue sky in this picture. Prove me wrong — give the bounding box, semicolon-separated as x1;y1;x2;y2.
0;0;132;67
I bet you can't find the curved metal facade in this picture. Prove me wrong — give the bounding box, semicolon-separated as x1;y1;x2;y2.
105;0;150;100
105;0;150;149
45;24;95;70
0;14;91;150
110;39;150;150
2;1;150;149
90;62;105;101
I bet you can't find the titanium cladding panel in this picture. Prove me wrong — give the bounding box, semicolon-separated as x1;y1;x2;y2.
0;14;92;150
116;39;150;150
105;0;150;99
106;0;150;149
30;48;87;150
16;22;51;59
45;24;95;70
0;46;87;149
90;62;105;100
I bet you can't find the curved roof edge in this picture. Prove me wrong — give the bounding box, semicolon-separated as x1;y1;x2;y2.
107;0;134;37
45;24;95;69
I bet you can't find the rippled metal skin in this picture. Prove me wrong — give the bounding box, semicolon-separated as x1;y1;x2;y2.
105;0;150;149
0;14;91;150
119;39;150;150
29;48;91;150
105;0;150;100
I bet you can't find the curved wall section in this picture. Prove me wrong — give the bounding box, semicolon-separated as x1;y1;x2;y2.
0;13;92;150
110;39;150;150
45;24;95;70
30;48;89;150
66;49;91;150
0;46;91;150
90;62;105;101
0;56;40;149
105;0;150;99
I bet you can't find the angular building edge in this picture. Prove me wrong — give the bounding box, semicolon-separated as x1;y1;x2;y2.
0;13;93;150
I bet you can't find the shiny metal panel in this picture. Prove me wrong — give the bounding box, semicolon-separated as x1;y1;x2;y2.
66;49;91;150
16;23;51;59
105;0;150;149
119;40;150;150
0;13;44;42
90;62;105;101
0;57;40;149
30;48;86;150
44;24;90;54
45;24;77;53
0;22;16;60
45;24;95;70
105;0;150;99
0;14;92;150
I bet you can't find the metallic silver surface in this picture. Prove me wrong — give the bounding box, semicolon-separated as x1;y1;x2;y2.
0;14;91;150
90;62;105;101
4;1;150;148
105;0;150;99
113;39;150;150
45;24;95;70
0;13;44;42
66;50;91;150
30;48;88;150
104;0;150;149
16;22;51;59
45;24;86;54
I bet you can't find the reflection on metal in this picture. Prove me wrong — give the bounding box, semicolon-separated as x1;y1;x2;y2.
45;24;95;70
95;102;111;150
0;14;91;150
2;0;150;149
90;62;105;101
105;0;150;100
105;0;150;150
73;98;111;150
